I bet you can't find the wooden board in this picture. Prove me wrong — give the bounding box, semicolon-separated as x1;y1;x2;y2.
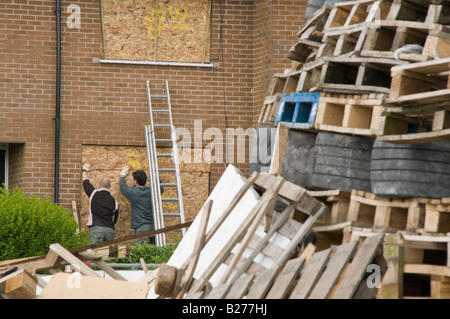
332;233;384;299
289;248;333;299
245;266;281;299
308;240;359;299
166;165;261;287
266;257;305;299
225;274;255;299
101;0;211;63
37;273;149;299
81;145;210;239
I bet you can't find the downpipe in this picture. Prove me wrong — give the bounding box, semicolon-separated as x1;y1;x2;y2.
54;0;61;204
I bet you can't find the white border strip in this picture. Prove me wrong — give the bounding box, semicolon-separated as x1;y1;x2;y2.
97;58;215;68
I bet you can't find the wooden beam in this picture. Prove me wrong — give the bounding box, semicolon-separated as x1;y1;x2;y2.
47;244;100;278
177;199;213;298
308;240;359;299
187;176;285;295
332;233;384;299
269;123;289;175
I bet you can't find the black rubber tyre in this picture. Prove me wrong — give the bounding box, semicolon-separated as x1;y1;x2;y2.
370;140;450;198
281;130;317;189
312;132;374;192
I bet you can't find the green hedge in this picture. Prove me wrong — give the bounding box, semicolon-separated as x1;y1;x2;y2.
108;242;178;267
0;186;90;261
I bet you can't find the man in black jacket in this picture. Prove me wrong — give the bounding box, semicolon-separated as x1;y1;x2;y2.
82;161;119;243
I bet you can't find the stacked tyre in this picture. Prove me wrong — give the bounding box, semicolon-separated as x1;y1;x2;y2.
370;140;450;199
281;130;317;190
311;132;374;192
249;125;277;175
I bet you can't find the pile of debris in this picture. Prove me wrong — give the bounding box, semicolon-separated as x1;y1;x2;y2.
1;0;449;300
252;0;450;299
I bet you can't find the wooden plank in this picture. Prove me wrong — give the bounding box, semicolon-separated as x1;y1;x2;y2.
269;122;289;175
47;244;100;278
229;202;298;283
187;176;285;294
266;257;305;299
177;199;213;298
299;243;317;263
220;179;281;284
205;282;232;299
182;172;259;269
92;259;126;281
274;205;328;268
404;264;450;277
332;233;384;299
2;269;37;299
166;168;261;288
379;233;404;299
308;240;359;299
225;274;255;299
289;248;334;299
38;273;149;299
245;265;282;299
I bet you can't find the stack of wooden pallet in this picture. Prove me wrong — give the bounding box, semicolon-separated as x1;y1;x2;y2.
378;57;450;143
308;188;450;299
258;0;450;137
149;165;390;300
253;0;450;299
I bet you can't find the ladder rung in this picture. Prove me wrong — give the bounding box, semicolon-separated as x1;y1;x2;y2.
161;183;178;187
155;139;172;143
151;95;168;98
159;168;176;172
156;154;172;158
162;198;179;202
152;110;169;113
163;213;181;217
154;124;171;127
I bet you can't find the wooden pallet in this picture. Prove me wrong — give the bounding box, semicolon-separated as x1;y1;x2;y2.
386;0;450;25
362;22;449;59
198;233;386;299
158;170;328;299
257;94;282;125
314;92;385;136
379;232;450;299
378;57;450;143
308;189;351;225
288;5;332;64
376;103;450;143
309;56;405;94
312;221;375;251
274;92;321;129
424;198;450;233
387;57;450;103
347;190;431;232
323;0;392;33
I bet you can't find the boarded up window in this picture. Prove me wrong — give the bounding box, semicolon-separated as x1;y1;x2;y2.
81;145;211;240
101;0;211;63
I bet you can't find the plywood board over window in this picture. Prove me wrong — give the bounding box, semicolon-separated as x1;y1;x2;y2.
80;145;211;240
101;0;211;63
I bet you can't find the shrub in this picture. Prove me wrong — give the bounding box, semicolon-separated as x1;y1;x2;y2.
108;242;178;267
0;186;90;261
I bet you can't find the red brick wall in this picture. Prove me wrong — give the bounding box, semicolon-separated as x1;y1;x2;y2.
0;0;306;211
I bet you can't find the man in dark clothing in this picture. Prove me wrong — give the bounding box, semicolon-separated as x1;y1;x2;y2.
119;164;162;245
82;161;119;243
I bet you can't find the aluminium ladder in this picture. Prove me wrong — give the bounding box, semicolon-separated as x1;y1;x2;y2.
145;80;185;246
